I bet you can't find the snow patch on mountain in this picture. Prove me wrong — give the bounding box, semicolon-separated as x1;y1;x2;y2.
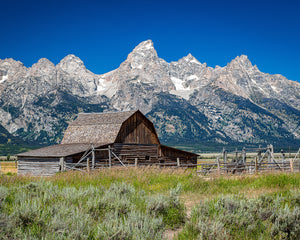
0;75;8;83
143;41;153;50
170;76;193;99
190;59;201;65
96;75;117;98
271;85;280;93
187;75;199;80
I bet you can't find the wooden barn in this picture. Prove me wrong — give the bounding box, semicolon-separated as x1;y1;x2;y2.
17;110;198;176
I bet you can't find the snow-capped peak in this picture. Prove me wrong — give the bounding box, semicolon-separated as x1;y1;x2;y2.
182;53;201;65
134;40;154;51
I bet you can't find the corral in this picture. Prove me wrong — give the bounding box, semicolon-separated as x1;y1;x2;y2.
17;110;198;176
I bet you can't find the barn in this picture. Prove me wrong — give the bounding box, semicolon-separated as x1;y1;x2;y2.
17;110;198;176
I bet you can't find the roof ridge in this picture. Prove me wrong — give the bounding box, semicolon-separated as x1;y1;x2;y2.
78;110;138;115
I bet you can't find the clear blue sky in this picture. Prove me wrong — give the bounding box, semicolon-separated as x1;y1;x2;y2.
1;0;299;81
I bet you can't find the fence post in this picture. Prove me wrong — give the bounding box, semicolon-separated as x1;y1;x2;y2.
87;157;90;172
177;157;180;167
267;145;271;167
242;147;246;163
281;149;285;162
91;144;95;169
255;156;258;174
59;157;65;172
281;149;285;170
217;157;220;176
223;148;227;164
258;149;262;163
135;158;138;167
290;159;294;172
108;145;112;168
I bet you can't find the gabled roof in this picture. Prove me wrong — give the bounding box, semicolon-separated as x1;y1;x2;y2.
17;143;107;158
61;110;137;144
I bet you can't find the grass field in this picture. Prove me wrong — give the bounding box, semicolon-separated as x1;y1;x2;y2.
0;161;17;174
0;168;300;239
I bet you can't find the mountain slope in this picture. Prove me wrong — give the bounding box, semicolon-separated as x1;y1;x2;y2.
0;40;299;146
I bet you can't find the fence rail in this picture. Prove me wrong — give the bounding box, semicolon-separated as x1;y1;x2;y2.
62;158;300;175
197;160;300;175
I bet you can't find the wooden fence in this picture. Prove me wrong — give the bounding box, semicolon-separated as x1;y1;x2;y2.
1;145;299;176
197;145;300;175
34;145;300;175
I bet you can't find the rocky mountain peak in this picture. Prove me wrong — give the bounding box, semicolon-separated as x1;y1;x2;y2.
0;58;24;69
32;58;55;69
181;53;202;65
229;54;254;70
125;40;159;69
133;39;155;52
57;54;86;73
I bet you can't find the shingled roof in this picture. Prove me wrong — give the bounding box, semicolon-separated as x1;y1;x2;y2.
17;143;106;158
61;110;137;144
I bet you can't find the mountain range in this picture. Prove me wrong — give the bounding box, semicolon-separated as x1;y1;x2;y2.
0;40;299;148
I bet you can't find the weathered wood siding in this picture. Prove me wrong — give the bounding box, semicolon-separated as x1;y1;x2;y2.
160;146;197;164
113;143;159;157
18;157;60;176
115;112;160;144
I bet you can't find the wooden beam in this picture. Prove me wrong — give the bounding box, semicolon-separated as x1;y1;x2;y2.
108;145;112;168
242;147;246;163
59;157;65;172
91;143;95;169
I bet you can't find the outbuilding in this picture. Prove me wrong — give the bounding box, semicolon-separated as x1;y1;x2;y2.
17;110;198;176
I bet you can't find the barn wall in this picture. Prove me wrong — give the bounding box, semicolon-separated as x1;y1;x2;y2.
115;112;160;144
114;143;158;156
113;143;159;164
18;157;60;176
160;146;197;164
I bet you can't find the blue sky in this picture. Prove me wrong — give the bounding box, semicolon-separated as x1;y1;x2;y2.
1;0;299;81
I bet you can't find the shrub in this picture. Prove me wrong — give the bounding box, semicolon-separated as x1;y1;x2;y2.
178;193;300;240
147;184;185;229
271;205;300;240
0;186;8;209
95;211;164;240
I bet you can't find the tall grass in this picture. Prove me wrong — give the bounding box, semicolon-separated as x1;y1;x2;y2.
1;167;299;197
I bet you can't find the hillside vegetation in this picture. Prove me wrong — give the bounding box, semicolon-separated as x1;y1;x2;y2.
0;168;299;239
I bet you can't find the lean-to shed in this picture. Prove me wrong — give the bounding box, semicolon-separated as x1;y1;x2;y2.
17;110;198;176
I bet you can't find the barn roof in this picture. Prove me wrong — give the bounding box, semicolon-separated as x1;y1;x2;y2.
61;110;137;144
17;143;107;158
161;145;198;156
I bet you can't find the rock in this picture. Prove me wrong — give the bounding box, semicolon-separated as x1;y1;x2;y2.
0;40;299;145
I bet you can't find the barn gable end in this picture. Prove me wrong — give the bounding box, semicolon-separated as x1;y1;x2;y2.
115;111;160;144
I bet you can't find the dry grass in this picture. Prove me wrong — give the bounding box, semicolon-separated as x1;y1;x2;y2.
2;167;299;198
0;161;17;174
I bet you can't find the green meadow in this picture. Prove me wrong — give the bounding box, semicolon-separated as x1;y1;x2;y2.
0;168;299;239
